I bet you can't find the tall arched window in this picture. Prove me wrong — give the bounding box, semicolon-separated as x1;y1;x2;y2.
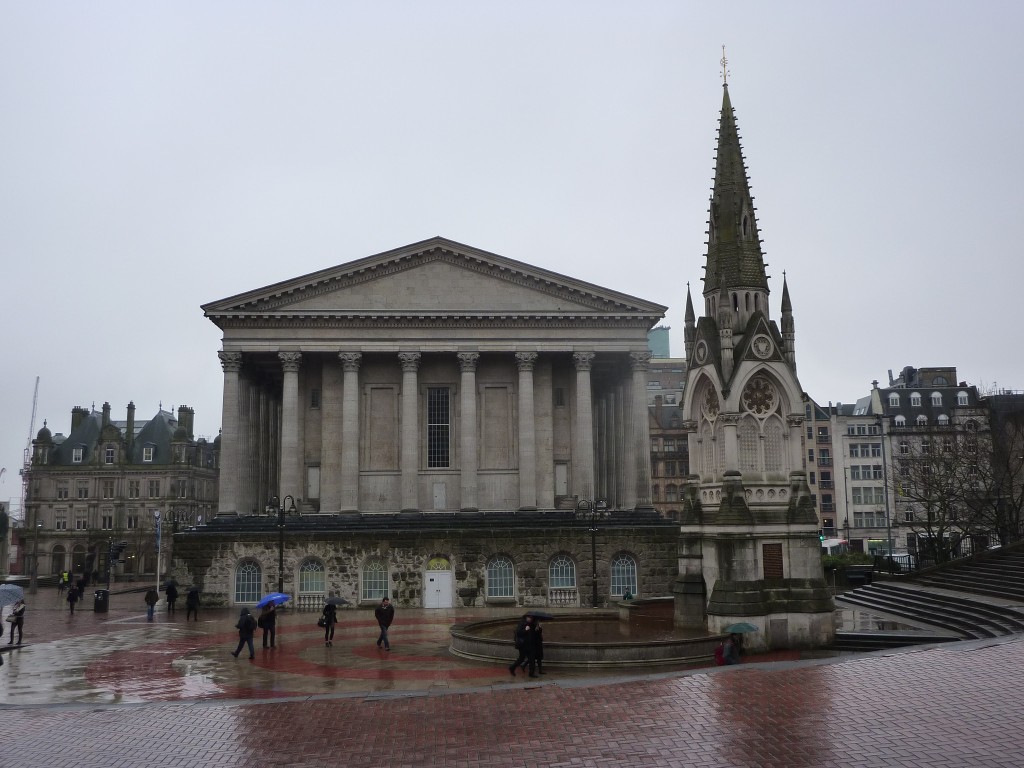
486;556;514;599
361;559;389;601
299;559;326;597
610;554;638;598
234;560;261;604
548;555;576;589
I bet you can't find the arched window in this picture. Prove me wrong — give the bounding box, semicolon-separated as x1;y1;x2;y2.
234;560;261;604
957;391;969;406
917;415;928;426
361;559;389;601
486;556;514;599
910;392;921;407
893;415;906;428
610;554;638;598
930;392;943;407
548;555;576;589
299;559;326;597
888;393;900;407
937;414;950;425
51;545;66;574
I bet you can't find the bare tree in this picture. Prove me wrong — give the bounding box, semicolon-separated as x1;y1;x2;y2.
888;423;992;564
971;411;1024;545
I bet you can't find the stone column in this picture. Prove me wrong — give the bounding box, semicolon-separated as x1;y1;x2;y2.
787;414;805;477
573;352;596;502
340;352;362;512
399;352;421;511
279;351;303;503
217;351;242;515
516;352;538;510
621;376;637;510
630;350;655;509
320;356;344;512
457;352;479;511
721;413;740;472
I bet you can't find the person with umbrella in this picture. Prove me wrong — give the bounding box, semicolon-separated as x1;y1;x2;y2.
374;596;394;651
6;598;26;646
508;614;538;678
256;593;289;649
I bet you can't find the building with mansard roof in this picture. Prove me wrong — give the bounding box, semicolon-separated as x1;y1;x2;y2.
19;403;218;584
183;237;680;610
676;82;834;650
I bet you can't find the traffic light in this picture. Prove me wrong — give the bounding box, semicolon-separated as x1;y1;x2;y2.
819;530;825;542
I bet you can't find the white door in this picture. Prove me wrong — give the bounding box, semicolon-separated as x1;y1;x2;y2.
555;463;568;497
423;570;453;608
432;482;447;511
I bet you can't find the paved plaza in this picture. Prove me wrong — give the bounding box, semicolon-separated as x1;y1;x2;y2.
1;588;1022;767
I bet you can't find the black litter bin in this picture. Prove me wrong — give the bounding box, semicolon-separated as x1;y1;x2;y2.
93;589;109;613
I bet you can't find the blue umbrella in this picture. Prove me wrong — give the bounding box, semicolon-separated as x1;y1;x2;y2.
256;592;291;609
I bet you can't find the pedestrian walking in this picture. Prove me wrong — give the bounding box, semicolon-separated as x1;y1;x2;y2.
67;586;80;615
144;588;159;621
231;608;257;659
374;596;394;651
166;583;179;615
533;619;546;675
509;614;537;677
321;602;337;647
185;587;200;621
6;598;25;645
258;603;278;648
57;571;68;596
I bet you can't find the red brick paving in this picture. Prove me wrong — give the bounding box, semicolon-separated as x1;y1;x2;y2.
2;589;1023;766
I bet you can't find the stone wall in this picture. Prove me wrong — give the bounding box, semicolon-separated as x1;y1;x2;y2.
169;517;679;609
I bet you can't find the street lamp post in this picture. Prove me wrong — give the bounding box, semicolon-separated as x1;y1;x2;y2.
575;498;609;608
266;495;297;593
29;514;42;596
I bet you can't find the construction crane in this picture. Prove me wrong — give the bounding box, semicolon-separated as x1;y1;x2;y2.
20;377;39;589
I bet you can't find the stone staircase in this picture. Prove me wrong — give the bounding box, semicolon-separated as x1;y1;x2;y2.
834;543;1024;651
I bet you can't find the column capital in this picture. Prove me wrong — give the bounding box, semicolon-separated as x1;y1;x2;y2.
398;352;421;372
629;350;653;371
573;351;595;371
278;351;302;373
786;415;805;427
515;352;538;371
338;351;362;372
218;351;242;373
457;352;480;372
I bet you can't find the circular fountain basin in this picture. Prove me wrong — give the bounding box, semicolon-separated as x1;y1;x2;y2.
450;611;723;668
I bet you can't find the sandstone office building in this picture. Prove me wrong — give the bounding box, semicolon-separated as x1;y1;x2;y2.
180;237;679;609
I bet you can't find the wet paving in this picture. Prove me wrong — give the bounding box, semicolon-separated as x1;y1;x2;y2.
2;587;1023;767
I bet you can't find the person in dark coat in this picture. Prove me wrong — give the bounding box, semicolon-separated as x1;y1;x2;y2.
185;588;200;622
67;586;80;615
508;614;537;677
322;602;338;647
258;603;278;648
533;619;545;675
374;596;394;651
144;588;159;621
231;608;257;659
7;598;26;645
722;633;742;665
165;583;179;615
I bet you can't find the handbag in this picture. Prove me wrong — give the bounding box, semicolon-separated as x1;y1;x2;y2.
317;616;327;628
4;615;14;623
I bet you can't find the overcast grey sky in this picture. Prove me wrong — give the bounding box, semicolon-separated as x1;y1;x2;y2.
3;2;1023;511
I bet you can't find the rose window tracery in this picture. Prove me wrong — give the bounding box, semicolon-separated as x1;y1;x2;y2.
741;375;777;416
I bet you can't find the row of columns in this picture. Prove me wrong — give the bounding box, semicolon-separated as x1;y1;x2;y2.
217;349;654;515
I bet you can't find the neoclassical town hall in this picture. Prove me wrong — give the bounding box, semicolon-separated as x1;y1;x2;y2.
173;82;833;650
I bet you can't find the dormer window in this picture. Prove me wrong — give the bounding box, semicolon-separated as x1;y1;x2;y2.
917;415;928;426
143;446;154;463
937;414;950;425
931;392;943;407
72;447;83;464
910;393;921;407
957;391;968;406
894;415;906;427
104;445;116;464
888;393;900;407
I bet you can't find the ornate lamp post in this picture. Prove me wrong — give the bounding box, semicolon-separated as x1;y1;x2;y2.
575;498;610;607
266;495;297;593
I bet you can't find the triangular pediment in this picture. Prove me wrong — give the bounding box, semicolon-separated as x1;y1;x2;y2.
734;313;786;364
203;237;666;319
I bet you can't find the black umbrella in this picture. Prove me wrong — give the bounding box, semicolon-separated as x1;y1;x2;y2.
163;579;178;590
526;610;554;620
325;596;350;606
